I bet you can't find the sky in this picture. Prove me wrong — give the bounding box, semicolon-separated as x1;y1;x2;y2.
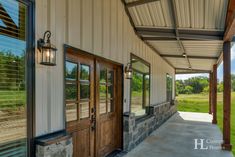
176;43;235;82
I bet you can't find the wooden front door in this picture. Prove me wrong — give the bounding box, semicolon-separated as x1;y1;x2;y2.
95;59;122;157
65;51;95;157
65;48;122;157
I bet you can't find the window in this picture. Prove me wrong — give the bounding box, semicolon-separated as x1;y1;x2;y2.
130;55;150;118
99;66;114;114
166;74;173;102
65;61;92;122
0;0;31;156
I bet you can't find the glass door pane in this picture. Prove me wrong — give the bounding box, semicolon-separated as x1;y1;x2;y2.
0;0;28;156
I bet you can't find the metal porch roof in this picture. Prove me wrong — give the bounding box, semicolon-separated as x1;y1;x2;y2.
123;0;230;74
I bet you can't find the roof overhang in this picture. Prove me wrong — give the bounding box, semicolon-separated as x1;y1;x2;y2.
122;0;235;74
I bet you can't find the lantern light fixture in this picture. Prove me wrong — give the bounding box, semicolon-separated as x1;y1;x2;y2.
37;30;57;66
124;63;133;79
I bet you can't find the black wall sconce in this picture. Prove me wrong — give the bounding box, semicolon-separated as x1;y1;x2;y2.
125;63;132;79
37;30;57;66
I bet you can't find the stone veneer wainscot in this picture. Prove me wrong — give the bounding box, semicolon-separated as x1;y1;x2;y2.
123;101;177;151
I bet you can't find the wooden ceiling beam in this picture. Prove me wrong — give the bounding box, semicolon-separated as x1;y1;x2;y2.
224;11;235;41
224;0;235;41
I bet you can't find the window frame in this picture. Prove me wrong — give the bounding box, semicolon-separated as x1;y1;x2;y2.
130;54;151;120
0;0;35;156
166;73;173;102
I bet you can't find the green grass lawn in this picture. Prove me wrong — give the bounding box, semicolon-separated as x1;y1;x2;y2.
0;90;25;110
177;92;235;155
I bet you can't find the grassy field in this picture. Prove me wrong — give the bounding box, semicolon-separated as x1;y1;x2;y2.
0;90;25;110
177;92;235;155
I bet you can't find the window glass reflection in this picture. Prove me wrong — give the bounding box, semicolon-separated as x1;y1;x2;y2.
131;55;150;118
66;61;77;80
66;83;77;101
66;103;77;122
80;84;90;100
0;0;28;155
80;64;90;81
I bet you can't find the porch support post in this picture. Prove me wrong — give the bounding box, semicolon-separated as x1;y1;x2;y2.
222;41;232;150
212;64;217;124
209;72;212;114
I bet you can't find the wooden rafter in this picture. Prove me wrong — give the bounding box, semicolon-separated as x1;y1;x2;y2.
224;0;235;41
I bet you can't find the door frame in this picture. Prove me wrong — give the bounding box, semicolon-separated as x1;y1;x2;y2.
63;44;124;156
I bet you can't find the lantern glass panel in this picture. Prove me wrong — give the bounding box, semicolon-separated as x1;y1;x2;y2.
41;47;56;65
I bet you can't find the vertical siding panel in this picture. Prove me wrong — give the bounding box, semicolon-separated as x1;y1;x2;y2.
102;0;111;58
48;0;56;133
110;0;118;61
35;0;49;136
68;0;81;48
117;1;123;62
123;16;128;64
50;0;66;133
81;0;93;52
93;0;102;56
123;15;128;112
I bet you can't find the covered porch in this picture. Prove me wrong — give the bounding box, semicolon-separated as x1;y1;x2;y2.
120;112;233;157
0;0;235;156
122;0;235;152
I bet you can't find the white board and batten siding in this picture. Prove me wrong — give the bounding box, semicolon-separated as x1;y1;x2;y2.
35;0;175;136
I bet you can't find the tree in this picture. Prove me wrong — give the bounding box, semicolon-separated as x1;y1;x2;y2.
203;86;209;93
231;74;235;91
184;85;193;94
176;76;209;94
217;82;223;92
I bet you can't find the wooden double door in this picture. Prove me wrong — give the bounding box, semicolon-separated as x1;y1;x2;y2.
65;48;122;157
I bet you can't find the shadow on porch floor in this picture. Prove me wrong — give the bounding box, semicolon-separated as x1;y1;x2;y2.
121;112;233;157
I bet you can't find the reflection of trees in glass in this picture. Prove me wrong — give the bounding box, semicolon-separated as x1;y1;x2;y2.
0;51;25;91
131;71;143;92
80;84;90;99
80;65;89;80
65;62;77;80
167;74;173;101
100;69;106;83
99;85;106;99
131;55;150;117
66;84;77;100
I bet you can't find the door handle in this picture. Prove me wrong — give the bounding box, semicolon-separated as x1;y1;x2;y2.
91;115;96;131
91;107;96;113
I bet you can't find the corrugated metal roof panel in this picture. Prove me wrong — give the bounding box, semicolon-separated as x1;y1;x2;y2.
148;41;182;55
182;40;223;57
125;0;228;73
128;0;174;28
165;57;189;68
189;58;216;70
175;0;228;30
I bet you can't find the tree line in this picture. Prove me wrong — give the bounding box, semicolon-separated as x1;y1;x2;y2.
176;75;235;95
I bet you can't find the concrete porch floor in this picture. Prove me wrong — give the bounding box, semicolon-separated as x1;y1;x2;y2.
123;112;234;157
